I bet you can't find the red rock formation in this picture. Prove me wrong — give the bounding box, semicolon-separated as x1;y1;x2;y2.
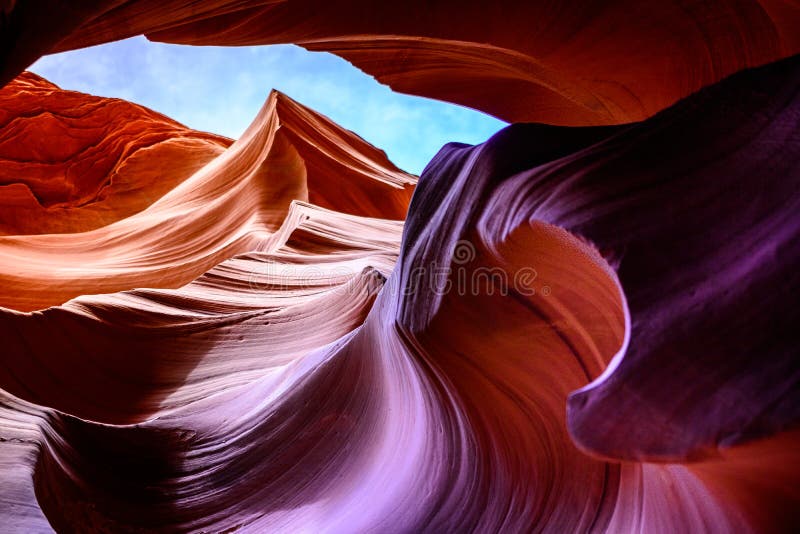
0;71;231;234
0;77;414;311
0;68;416;532
0;202;400;423
0;3;799;533
0;54;798;532
2;1;799;124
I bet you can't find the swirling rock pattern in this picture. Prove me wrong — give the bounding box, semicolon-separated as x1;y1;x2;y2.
1;1;800;124
0;3;799;533
0;56;798;531
0;71;413;531
0;84;414;312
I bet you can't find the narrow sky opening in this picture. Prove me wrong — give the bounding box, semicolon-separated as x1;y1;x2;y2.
30;36;506;175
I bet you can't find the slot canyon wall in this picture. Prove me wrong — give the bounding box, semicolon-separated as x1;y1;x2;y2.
0;1;798;532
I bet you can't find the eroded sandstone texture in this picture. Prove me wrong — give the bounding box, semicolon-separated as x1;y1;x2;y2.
0;72;232;235
3;1;800;124
0;1;798;532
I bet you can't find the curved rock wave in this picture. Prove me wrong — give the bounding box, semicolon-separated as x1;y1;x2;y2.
0;52;797;532
2;1;800;124
0;82;414;311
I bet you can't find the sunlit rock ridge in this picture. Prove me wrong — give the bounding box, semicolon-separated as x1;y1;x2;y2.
0;1;798;532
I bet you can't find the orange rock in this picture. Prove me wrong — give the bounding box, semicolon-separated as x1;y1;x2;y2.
0;71;231;235
0;4;798;532
2;1;799;124
0;77;414;311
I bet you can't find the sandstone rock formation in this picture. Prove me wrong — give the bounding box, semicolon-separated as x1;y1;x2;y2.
1;1;799;124
0;2;798;532
0;83;414;311
0;72;231;235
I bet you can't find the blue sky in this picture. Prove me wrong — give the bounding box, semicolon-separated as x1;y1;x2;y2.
30;36;505;175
